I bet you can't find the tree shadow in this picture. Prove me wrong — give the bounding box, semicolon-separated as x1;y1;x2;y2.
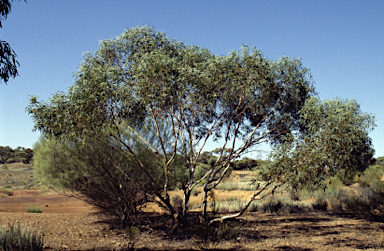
88;211;384;250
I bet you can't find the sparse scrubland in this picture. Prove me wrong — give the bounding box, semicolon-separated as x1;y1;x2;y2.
0;26;382;250
0;161;383;250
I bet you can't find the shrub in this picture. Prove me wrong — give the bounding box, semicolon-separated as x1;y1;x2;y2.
355;165;384;187
0;188;12;196
191;188;200;196
26;205;43;213
343;187;384;219
171;194;183;208
312;198;328;211
260;199;283;213
191;220;240;245
0;223;44;251
216;222;240;241
33;136;163;227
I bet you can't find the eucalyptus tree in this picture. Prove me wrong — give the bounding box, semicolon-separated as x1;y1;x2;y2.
27;26;314;224
263;97;376;194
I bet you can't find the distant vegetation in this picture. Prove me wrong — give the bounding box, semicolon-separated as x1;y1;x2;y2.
0;146;33;164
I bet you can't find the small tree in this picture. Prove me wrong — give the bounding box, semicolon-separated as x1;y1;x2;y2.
27;26;314;225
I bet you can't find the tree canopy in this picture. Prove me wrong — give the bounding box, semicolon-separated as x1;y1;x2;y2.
263;97;376;188
27;26;315;223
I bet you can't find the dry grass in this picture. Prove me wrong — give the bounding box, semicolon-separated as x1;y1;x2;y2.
1;165;384;250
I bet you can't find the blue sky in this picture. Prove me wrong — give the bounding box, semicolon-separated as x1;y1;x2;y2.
1;0;383;158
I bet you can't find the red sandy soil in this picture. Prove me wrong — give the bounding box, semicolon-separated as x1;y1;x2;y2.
0;190;384;250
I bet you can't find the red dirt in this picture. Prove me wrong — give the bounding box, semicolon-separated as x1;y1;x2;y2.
0;190;96;214
0;190;383;250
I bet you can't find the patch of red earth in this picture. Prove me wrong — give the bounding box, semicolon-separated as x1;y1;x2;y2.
0;190;96;213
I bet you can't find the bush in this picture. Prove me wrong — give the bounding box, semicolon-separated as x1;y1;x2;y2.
312;198;328;211
0;188;12;196
355;165;384;187
33;136;165;227
26;205;43;213
171;194;183;208
189;219;240;245
260;199;283;213
191;188;200;196
0;223;44;251
343;187;384;219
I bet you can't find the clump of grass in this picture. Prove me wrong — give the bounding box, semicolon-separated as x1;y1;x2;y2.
26;205;43;213
215;182;258;191
215;182;239;191
0;223;44;251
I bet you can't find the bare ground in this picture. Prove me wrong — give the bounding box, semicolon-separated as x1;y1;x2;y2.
0;190;383;250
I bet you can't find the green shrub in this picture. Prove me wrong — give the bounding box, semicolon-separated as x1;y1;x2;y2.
355;165;384;187
0;223;44;251
0;188;12;196
298;176;344;201
26;205;43;213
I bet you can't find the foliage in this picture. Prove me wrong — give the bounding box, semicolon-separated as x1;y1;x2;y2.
33;135;167;227
264;97;376;189
373;156;384;168
25;205;42;213
355;165;384;189
27;26;314;224
0;223;44;251
0;0;27;84
297;176;341;200
0;146;33;164
232;157;259;170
